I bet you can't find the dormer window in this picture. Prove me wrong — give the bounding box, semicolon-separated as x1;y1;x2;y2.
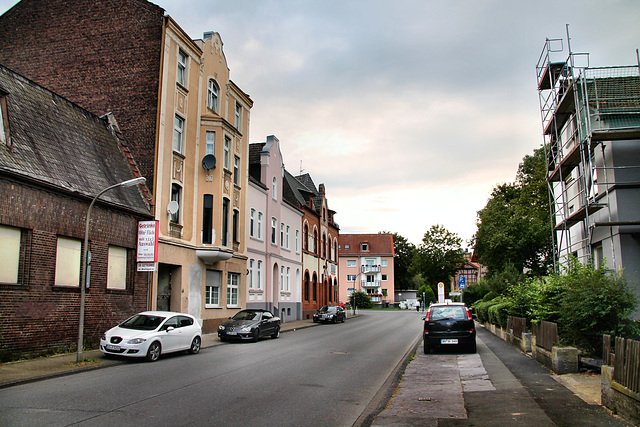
0;93;8;145
361;242;368;251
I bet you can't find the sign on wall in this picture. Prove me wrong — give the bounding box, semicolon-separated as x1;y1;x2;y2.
137;220;158;271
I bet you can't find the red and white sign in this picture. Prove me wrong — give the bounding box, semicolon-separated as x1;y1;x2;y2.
137;220;158;263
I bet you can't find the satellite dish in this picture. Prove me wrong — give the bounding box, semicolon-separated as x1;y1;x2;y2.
167;200;179;215
202;154;216;171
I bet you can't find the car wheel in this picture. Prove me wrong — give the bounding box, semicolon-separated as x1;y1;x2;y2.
251;328;259;343
313;318;317;323
423;341;431;355
333;317;338;324
219;336;227;342
146;341;161;362
271;326;280;339
188;336;201;354
341;316;345;323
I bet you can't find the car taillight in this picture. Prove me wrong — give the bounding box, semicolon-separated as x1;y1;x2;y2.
466;308;472;319
425;311;431;321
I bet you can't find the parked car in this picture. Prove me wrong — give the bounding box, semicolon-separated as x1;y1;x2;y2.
100;311;202;362
218;309;281;342
422;302;476;354
313;305;346;324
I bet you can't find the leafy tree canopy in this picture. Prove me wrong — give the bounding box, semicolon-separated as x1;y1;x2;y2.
381;231;416;289
411;225;464;294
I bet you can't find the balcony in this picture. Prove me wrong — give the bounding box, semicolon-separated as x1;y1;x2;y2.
361;264;381;273
361;280;381;288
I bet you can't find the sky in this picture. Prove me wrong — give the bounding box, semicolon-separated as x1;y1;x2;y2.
1;0;639;247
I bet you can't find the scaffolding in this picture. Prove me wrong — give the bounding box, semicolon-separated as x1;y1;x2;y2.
536;31;640;272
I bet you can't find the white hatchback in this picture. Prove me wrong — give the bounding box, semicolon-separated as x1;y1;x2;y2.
100;311;202;362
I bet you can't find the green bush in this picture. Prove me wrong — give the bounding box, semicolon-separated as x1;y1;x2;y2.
473;299;500;324
462;281;490;307
488;300;511;328
349;290;373;309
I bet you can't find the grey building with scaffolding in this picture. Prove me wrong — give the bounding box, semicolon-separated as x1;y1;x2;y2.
536;34;640;310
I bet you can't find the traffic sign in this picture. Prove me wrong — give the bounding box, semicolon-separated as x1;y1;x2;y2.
458;276;466;289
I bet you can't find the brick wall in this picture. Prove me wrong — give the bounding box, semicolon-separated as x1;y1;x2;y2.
0;0;165;185
0;177;149;361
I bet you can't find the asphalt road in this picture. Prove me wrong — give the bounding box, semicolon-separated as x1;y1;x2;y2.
0;310;422;427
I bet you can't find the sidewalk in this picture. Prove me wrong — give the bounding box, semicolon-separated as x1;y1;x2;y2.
0;317;322;389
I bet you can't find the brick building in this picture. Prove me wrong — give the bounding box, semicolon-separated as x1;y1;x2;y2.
0;64;152;361
0;0;254;333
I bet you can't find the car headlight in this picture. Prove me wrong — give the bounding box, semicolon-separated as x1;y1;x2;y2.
327;314;334;318
218;325;225;330
101;334;106;341
127;338;146;345
240;326;252;332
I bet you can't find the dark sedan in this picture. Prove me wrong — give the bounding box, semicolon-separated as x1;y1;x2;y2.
218;309;281;342
422;302;476;353
313;305;346;324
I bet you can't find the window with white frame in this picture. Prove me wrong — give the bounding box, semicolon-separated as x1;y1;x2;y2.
207;79;219;113
173;115;184;153
250;209;255;237
286;226;290;249
382;274;388;281
361;242;368;251
0;94;7;145
272;176;277;200
171;184;181;224
205;130;215;155
249;259;255;289
205;270;221;306
235;101;242;130
55;236;81;287
381;259;388;267
271;217;277;245
0;225;20;283
280;223;285;247
295;230;300;253
227;272;240;306
280;266;285;291
234;156;240;185
223;136;231;169
347;260;356;267
177;49;187;86
257;212;263;240
257;260;263;289
107;246;127;290
347;274;356;282
286;267;291;291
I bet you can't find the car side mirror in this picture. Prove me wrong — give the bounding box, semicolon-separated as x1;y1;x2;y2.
421;316;426;321
166;326;175;332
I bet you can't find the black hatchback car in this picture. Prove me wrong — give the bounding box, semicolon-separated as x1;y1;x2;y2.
312;305;346;324
218;309;281;342
422;302;476;353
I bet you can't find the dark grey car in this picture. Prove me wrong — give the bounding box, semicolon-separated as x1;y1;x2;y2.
422;302;476;353
312;305;346;324
218;309;281;342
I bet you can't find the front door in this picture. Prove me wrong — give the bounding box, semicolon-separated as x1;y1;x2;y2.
157;266;172;311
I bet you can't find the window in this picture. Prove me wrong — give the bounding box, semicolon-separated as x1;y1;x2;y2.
171;184;181;224
347;260;356;267
361;242;368;251
235;102;242;130
227;273;239;306
205;270;221;306
234;156;240;185
381;260;388;267
222;198;229;246
286;267;291;291
223;136;231;169
280;266;285;291
271;217;277;245
205;131;215;155
249;259;255;289
107;246;127;290
295;230;300;253
173;115;184;153
313;229;318;254
203;194;213;244
0;93;8;145
250;209;255;238
207;79;219;113
345;244;350;249
303;224;308;251
0;225;20;283
280;223;285;246
177;50;187;86
347;275;356;282
286;226;290;249
257;260;263;289
233;210;239;244
382;274;388;281
55;236;81;287
257;212;263;240
272;176;277;200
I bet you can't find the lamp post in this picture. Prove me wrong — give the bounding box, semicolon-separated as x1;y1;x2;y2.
77;176;146;362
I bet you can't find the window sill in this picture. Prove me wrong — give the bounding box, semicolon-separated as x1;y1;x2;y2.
176;81;189;93
205;305;222;309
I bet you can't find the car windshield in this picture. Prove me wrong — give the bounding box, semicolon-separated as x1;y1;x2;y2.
318;306;335;313
430;306;466;321
120;314;166;330
232;311;261;321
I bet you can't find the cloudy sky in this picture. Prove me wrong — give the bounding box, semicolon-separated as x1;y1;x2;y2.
2;1;639;246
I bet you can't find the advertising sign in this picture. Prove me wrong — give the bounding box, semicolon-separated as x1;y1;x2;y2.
437;282;445;303
137;220;158;263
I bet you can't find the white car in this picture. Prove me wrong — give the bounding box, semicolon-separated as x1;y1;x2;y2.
100;311;202;362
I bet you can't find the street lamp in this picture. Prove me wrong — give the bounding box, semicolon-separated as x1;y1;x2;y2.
77;176;146;362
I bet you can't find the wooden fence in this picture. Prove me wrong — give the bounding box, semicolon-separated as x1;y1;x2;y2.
603;334;640;394
507;316;527;338
532;320;559;351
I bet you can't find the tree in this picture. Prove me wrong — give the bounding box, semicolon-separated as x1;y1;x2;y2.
411;225;465;295
473;146;553;276
382;231;416;289
417;284;435;304
349;290;373;309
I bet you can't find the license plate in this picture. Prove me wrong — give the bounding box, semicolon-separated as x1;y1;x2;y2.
227;331;237;335
441;339;458;344
106;345;120;351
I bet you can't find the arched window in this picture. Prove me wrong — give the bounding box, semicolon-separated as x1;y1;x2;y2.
304;272;310;301
313;229;318;255
312;274;317;301
322;233;327;259
303;224;308;251
272;176;277;200
207;79;219;113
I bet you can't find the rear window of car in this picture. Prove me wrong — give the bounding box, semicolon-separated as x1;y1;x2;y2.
429;306;466;321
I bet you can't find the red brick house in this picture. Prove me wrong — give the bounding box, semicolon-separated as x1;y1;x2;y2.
0;64;152;361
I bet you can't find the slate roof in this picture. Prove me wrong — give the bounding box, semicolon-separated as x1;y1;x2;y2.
0;64;150;215
339;233;395;257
